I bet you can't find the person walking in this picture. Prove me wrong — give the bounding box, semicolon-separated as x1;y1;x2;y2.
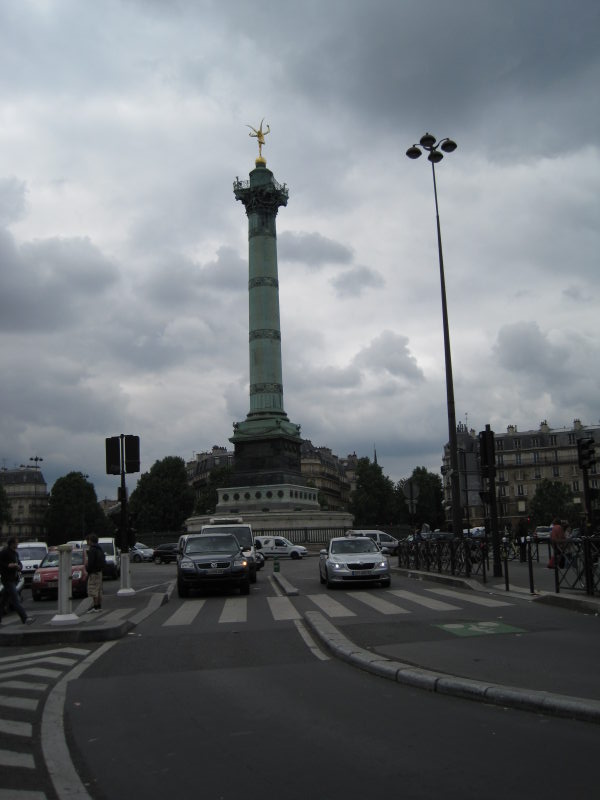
85;533;105;612
0;537;35;625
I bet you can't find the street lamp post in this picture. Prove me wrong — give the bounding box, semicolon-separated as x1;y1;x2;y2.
406;133;463;539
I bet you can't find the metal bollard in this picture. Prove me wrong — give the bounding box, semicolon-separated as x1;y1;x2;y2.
51;544;79;625
526;536;535;594
273;558;280;573
502;537;509;591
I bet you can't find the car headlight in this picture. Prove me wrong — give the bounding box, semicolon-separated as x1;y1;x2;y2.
72;570;83;579
328;560;345;570
33;573;41;583
179;558;195;571
377;560;387;568
233;558;248;568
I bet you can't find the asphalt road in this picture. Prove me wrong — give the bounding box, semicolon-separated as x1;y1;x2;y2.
58;559;600;800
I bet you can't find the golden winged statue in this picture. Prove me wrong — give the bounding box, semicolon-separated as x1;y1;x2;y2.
247;119;270;159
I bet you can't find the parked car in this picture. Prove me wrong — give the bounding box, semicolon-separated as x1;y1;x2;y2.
254;536;307;560
129;542;154;562
346;529;399;555
533;526;552;541
32;549;88;600
319;536;390;589
153;543;179;564
98;537;121;579
16;542;49;584
177;534;251;597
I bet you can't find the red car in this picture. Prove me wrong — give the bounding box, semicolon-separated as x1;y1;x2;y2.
32;549;88;601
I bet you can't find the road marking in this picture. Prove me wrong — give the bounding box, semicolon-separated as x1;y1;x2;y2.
0;681;48;692
0;694;39;712
219;598;247;623
0;790;46;799
0;719;33;737
266;596;301;620
389;589;460;611
293;620;329;661
352;592;410;614
307;594;356;618
426;587;512;607
437;621;525;637
163;600;205;626
0;656;77;674
0;647;89;666
0;748;35;769
0;668;63;681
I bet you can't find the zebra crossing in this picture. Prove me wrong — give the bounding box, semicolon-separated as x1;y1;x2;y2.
161;586;513;627
0;646;93;800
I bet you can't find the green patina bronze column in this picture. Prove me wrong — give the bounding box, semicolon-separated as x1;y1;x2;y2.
231;131;304;486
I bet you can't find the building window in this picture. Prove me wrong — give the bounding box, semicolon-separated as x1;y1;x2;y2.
517;484;525;496
515;453;522;465
498;471;505;482
531;437;539;447
592;479;599;490
533;452;540;463
549;435;557;446
499;486;506;496
496;440;504;451
568;434;576;444
514;438;521;449
497;454;504;466
572;481;580;493
535;470;541;480
552;466;560;478
553;450;559;462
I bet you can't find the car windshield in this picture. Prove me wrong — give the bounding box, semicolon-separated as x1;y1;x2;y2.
204;526;253;549
18;546;47;560
40;552;59;567
331;539;379;554
99;542;114;555
186;535;239;554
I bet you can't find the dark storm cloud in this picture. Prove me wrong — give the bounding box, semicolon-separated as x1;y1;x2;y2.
331;265;385;297
353;330;424;382
0;229;119;332
494;322;566;378
278;231;353;268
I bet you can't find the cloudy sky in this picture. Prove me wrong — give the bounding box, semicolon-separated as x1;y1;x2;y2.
1;0;599;500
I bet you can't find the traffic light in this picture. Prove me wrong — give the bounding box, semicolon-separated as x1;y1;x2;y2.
105;436;121;475
479;427;496;477
124;435;140;473
577;437;596;470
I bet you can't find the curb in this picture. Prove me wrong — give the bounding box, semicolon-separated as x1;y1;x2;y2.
0;587;171;647
303;610;600;725
272;572;298;596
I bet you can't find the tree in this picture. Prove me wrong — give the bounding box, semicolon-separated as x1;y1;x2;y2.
193;466;234;515
409;466;445;531
45;472;113;546
0;484;12;526
129;456;195;533
349;458;401;527
528;479;577;527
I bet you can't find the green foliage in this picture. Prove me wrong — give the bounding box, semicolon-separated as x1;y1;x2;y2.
350;457;404;526
409;466;445;530
0;484;12;525
129;456;195;533
45;472;113;546
528;479;577;527
193;466;233;515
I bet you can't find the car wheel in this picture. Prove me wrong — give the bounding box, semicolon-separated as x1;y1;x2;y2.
325;568;334;589
319;565;326;584
132;554;141;563
154;555;162;564
177;581;189;598
240;579;250;595
290;551;300;560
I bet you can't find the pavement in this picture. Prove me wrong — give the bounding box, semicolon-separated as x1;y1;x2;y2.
2;555;599;725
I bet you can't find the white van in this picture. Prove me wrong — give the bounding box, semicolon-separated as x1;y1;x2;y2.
97;537;121;579
346;530;399;555
17;541;49;584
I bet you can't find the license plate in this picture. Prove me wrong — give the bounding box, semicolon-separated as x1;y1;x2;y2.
352;570;373;576
209;569;224;575
47;580;58;588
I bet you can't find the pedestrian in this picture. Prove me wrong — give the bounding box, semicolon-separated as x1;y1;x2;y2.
0;537;35;625
548;518;566;569
85;533;105;612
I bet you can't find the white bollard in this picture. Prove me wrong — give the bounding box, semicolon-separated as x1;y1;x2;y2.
117;551;135;596
51;544;79;625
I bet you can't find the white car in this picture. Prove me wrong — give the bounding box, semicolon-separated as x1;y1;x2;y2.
129;542;154;562
319;536;390;589
254;536;307;560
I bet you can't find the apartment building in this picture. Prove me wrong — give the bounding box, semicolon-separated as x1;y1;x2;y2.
0;466;48;540
443;419;599;530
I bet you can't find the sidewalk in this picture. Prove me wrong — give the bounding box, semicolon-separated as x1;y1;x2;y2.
0;582;173;647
